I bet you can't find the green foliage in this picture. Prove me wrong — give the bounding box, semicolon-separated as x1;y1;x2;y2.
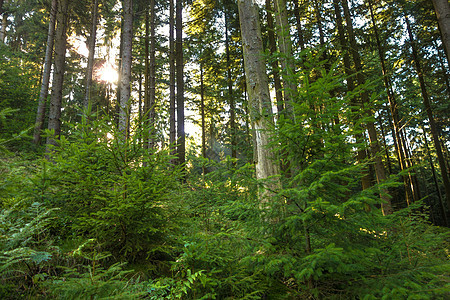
39;115;181;261
0;46;40;150
44;246;141;299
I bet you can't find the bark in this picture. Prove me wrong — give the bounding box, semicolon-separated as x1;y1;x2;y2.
274;0;296;116
169;0;176;157
33;0;57;145
405;14;450;211
0;11;6;43
342;0;393;215
118;0;133;138
366;0;417;205
46;0;69;149
237;0;280;200
176;0;185;166
293;0;305;51
432;0;450;64
423;125;448;226
144;4;149;146
224;10;236;159
200;61;206;174
333;0;371;191
84;0;99;109
265;0;284;116
148;0;156;148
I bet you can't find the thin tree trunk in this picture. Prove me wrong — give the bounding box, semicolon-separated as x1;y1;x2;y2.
169;0;176;158
33;0;57;145
176;0;185;167
333;0;371;191
274;0;296;116
84;0;99;109
0;12;7;43
342;0;393;215
200;61;206;174
138;71;142;144
432;0;450;65
46;0;69;150
423;125;448;226
148;0;156;149
293;0;305;51
405;14;450;211
378;112;392;175
224;10;236;159
118;0;133;138
237;0;280;201
0;0;7;44
265;0;284;116
367;0;416;205
143;4;149;147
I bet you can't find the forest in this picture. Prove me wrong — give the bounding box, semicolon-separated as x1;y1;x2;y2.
0;0;449;298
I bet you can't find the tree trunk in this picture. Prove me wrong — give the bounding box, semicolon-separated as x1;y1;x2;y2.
33;0;57;145
118;0;133;138
0;12;7;43
432;0;450;64
169;0;176;158
341;0;393;215
265;0;284;116
46;0;69;150
0;0;5;43
84;0;99;109
200;61;206;174
423;125;448;226
143;4;149;146
366;0;417;205
148;0;156;149
176;0;185;167
405;14;450;211
333;0;371;191
273;0;296;116
293;0;305;51
237;0;280;201
224;10;236;159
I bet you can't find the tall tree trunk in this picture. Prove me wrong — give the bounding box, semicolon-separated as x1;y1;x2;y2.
405;14;450;211
293;0;305;51
423;125;448;226
84;0;99;109
333;0;371;191
146;0;156;149
341;0;393;215
33;0;57;145
143;4;150;146
176;0;185;167
224;10;236;159
266;0;289;175
118;0;133;138
378;112;392;175
237;0;280;200
138;72;142;144
169;0;176;158
434;39;450;99
265;0;284;116
200;61;206;174
0;11;7;43
432;0;450;64
46;0;69;149
0;0;5;43
366;0;416;205
274;0;296;116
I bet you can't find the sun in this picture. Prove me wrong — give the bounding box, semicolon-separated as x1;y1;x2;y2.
96;62;119;84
